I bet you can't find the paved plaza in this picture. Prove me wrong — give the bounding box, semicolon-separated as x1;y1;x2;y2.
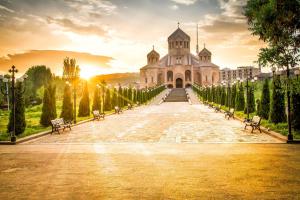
28;102;281;144
1;101;300;199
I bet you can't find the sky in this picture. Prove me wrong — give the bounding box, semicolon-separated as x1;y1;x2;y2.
0;0;265;78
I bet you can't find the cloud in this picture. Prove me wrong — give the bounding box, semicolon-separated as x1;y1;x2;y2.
170;5;179;10
0;50;113;75
0;4;14;13
46;17;106;36
64;0;117;16
169;0;197;5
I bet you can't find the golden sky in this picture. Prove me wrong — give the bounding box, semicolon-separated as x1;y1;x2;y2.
0;0;265;78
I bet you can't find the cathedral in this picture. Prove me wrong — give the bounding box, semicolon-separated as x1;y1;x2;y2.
140;25;220;88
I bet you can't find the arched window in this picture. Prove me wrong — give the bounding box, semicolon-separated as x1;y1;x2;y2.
185;70;191;81
167;71;173;82
151;77;154;83
145;78;147;83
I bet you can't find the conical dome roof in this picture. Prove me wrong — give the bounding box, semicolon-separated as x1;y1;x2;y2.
168;28;190;41
198;47;211;56
147;49;159;58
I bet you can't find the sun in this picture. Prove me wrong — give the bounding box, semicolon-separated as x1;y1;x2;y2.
80;65;103;80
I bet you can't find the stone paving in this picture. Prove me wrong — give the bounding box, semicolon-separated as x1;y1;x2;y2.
28;102;281;144
1;99;300;199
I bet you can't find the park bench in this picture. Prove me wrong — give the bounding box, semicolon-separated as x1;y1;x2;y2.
92;110;105;120
214;105;221;112
114;106;123;114
244;115;262;133
224;108;235;120
50;118;71;134
128;103;133;110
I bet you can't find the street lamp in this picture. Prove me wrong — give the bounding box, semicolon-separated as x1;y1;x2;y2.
0;66;27;143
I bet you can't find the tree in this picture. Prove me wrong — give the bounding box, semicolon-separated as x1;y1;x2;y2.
7;82;26;135
104;88;112;111
221;86;226;106
259;79;271;119
244;0;300;71
60;84;73;121
78;82;90;117
112;88;118;108
291;80;300;130
24;65;52;105
230;84;237;108
245;85;255;114
40;83;57;126
118;86;123;107
269;77;286;123
235;82;245;111
92;86;101;111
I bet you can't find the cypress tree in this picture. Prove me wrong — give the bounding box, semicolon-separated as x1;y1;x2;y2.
40;84;57;126
112;88;118;108
225;86;231;107
128;87;132;103
235;82;245;111
221;86;226;106
259;79;270;119
269;77;286;123
245;85;255;113
231;84;236;108
7;82;26;135
78;82;90;117
291;80;300;130
60;84;73;121
104;88;112;111
92;86;101;111
118;86;123;107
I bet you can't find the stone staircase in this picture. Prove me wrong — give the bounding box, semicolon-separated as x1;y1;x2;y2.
164;88;188;102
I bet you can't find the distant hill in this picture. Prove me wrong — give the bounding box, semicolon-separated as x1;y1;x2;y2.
90;72;140;86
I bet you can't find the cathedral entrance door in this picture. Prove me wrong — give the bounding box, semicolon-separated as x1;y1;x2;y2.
176;78;183;88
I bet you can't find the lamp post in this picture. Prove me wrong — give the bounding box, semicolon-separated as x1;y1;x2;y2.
0;66;27;143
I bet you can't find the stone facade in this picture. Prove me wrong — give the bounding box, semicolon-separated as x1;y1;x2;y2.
219;66;261;83
140;27;220;88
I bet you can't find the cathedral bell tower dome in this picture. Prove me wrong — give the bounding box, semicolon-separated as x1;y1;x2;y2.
147;46;160;65
198;45;212;62
167;23;191;56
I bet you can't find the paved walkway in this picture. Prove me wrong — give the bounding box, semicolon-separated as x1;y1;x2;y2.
27;102;281;144
1;101;299;199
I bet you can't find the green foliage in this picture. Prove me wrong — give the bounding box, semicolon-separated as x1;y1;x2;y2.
230;84;236;108
92;87;101;111
40;83;57;126
244;0;300;70
269;77;286;124
235;82;245;111
291;79;300;130
60;84;73;121
78;82;90;117
118;86;123;107
245;85;255;114
258;79;270;119
24;65;52;105
7;82;26;135
221;86;226;106
104;88;112;111
111;88;118;108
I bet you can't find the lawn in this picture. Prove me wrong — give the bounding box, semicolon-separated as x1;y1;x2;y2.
0;101;93;141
